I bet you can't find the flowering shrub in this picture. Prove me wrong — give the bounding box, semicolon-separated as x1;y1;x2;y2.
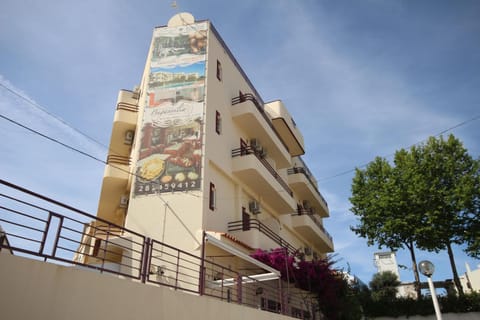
250;248;296;282
251;248;361;320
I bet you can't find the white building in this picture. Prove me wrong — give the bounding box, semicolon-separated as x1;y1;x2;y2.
460;262;480;294
74;12;334;315
374;251;417;299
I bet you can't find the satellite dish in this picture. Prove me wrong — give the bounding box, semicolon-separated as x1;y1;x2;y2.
168;12;195;27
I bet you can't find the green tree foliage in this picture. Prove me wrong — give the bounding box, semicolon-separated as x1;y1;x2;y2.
350;156;423;297
350;135;480;295
410;135;480;294
369;271;400;301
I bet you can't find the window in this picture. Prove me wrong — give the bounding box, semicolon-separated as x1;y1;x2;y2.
215;111;222;134
216;60;222;81
209;182;216;210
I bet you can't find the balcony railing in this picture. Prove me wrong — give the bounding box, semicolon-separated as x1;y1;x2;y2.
107;154;131;166
116;102;138;112
287;166;328;209
232;93;289;153
0;179;314;319
232;93;267;122
228;219;297;255
232;146;293;197
292;211;333;242
0;179;145;279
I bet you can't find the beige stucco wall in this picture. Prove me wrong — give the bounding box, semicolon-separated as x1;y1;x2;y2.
202;23;313;254
0;253;293;320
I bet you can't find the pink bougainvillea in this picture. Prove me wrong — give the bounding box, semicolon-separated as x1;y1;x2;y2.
251;248;349;320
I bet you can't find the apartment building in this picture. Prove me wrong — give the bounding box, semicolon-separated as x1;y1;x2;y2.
82;12;333;290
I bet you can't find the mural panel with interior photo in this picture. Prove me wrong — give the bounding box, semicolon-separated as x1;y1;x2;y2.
135;22;208;196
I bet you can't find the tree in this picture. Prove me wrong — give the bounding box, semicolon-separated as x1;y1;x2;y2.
369;271;400;301
350;156;423;297
350;134;480;295
464;217;480;258
409;135;480;294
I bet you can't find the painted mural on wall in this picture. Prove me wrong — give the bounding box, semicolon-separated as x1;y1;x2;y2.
134;22;207;196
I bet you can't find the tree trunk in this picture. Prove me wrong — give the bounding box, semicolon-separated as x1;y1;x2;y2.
407;241;421;299
446;242;464;296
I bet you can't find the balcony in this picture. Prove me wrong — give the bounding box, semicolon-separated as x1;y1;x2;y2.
109;90;139;158
289;212;334;253
231;94;290;169
227;219;296;255
265;100;305;157
104;155;131;180
97;155;131;223
287;165;329;218
232;146;296;214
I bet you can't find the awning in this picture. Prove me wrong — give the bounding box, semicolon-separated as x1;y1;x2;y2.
204;232;280;284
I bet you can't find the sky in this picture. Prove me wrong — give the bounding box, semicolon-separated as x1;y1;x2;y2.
1;0;479;287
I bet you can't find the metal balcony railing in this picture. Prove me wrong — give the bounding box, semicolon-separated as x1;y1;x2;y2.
106;154;131;166
231;93;290;153
0;179;314;319
228;219;297;255
0;179;145;279
116;102;139;112
287;166;328;209
232;93;267;121
232;146;293;197
292;210;333;243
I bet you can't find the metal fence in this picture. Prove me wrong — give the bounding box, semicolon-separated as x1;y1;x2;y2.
0;179;317;319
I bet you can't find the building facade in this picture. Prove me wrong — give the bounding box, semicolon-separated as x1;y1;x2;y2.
86;13;333;282
459;263;480;294
374;251;417;298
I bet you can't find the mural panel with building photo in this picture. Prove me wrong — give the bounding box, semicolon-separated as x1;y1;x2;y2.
135;22;208;196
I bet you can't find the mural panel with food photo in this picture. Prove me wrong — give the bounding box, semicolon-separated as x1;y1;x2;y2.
135;22;207;196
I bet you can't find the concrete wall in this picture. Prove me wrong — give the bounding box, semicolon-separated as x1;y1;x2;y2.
0;254;292;320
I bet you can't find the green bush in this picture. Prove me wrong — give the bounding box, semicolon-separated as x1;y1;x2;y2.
362;292;480;318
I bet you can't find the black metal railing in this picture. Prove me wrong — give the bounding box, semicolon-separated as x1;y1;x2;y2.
0;179;315;319
232;93;264;118
228;219;297;255
232;93;290;153
232;146;293;197
287;166;328;209
0;179;146;279
292;211;333;243
107;154;131;166
116;102;139;112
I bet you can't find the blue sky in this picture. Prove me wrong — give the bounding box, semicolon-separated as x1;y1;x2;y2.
1;0;479;286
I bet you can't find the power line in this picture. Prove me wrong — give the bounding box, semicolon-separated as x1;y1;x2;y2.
2;76;478;191
0;82;109;150
317;114;480;182
0;112;202;246
0;114;105;164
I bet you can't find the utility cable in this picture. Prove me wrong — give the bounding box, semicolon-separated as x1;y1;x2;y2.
0;112;202;246
2;77;478;191
0;114;105;164
0;82;109;150
317;113;480;182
